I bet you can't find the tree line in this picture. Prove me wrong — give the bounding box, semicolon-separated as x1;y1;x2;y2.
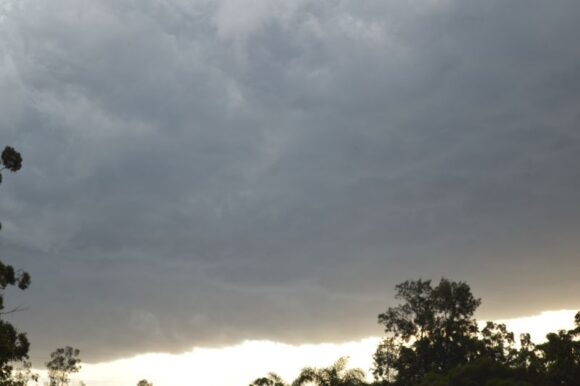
1;146;579;385
250;279;580;386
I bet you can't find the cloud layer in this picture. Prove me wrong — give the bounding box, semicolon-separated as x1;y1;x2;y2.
1;0;579;362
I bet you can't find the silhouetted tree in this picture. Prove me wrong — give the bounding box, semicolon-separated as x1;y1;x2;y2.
0;146;34;386
478;321;517;364
46;346;81;386
372;337;398;384
255;279;578;386
137;380;153;386
373;279;482;385
9;360;39;386
373;279;580;385
536;312;580;385
511;333;544;382
249;373;287;386
416;358;534;386
292;357;366;386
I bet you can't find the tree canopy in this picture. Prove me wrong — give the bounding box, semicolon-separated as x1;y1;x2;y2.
372;278;580;386
374;279;482;384
292;357;366;386
46;346;82;386
251;279;578;386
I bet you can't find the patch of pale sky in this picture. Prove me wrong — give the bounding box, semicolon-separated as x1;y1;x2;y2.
0;0;23;22
34;309;577;386
493;309;578;343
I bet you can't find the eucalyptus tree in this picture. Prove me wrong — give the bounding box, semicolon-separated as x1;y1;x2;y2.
46;346;81;386
292;357;366;386
0;146;34;386
373;279;482;385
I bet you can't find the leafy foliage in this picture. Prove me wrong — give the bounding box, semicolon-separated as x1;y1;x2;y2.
374;279;482;384
249;373;287;386
0;146;33;386
46;346;82;386
416;359;534;386
536;314;580;386
247;283;580;386
292;357;366;386
372;278;580;386
0;147;22;173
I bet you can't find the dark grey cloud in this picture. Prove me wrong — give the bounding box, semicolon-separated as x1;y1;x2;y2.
1;0;579;363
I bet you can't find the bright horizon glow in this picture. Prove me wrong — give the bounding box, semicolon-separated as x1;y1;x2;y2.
493;309;578;343
34;309;577;386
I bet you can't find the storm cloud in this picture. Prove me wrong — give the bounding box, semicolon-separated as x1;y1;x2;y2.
1;0;579;362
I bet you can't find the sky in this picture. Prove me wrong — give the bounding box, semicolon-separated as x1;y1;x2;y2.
0;0;579;382
31;310;579;386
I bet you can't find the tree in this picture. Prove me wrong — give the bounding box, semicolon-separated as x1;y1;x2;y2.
416;358;534;386
249;373;287;386
373;278;580;385
8;360;39;386
372;337;399;383
46;346;81;386
535;312;580;386
511;333;543;382
373;278;483;385
479;321;517;365
0;146;33;386
137;380;153;386
292;357;366;386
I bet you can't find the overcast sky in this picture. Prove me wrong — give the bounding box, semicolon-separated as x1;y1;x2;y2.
1;0;580;364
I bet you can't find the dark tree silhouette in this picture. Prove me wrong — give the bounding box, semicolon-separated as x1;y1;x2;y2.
0;146;34;386
0;146;22;173
478;321;517;364
373;278;580;385
292;357;366;386
254;278;578;386
249;373;287;386
46;346;81;386
374;278;482;385
536;312;580;385
416;358;534;386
